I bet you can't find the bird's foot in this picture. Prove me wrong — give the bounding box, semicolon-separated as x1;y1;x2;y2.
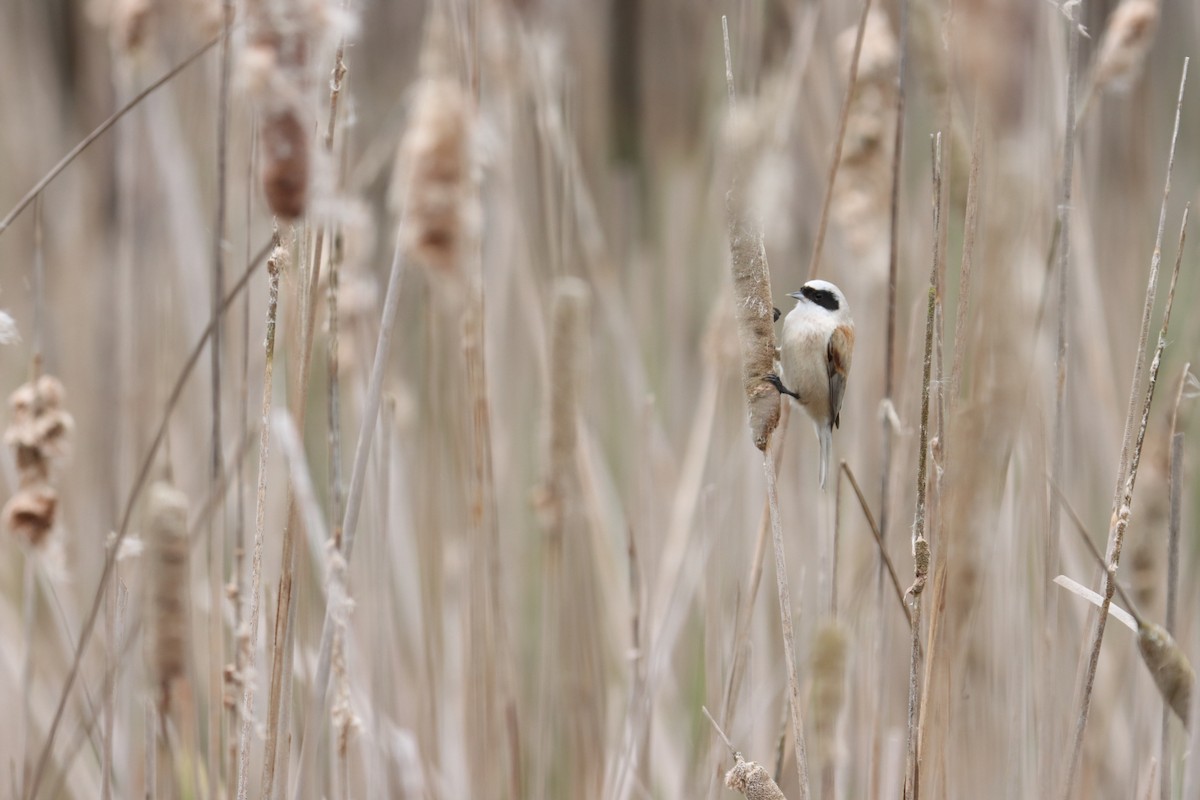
764;373;800;400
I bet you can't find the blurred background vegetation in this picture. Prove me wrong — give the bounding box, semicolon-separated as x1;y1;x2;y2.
0;0;1199;798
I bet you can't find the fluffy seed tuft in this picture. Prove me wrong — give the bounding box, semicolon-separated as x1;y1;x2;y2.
724;754;787;800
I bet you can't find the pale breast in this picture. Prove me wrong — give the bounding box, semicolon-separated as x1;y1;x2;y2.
780;314;834;425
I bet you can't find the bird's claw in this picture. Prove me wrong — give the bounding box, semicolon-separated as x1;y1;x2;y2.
764;373;799;400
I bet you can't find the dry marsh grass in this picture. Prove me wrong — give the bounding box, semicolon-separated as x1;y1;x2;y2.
1;1;1200;799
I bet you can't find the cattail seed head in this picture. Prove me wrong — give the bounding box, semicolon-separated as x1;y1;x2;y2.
722;100;780;451
146;481;190;704
3;485;58;547
393;77;477;275
1094;0;1159;93
1137;621;1194;725
811;622;849;743
261;107;310;220
112;0;155;54
724;754;787;800
4;374;73;549
534;278;589;530
6;375;74;483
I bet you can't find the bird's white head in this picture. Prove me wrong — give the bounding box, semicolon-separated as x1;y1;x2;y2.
788;280;850;320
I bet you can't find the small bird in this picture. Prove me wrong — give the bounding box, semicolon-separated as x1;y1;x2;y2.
766;280;855;489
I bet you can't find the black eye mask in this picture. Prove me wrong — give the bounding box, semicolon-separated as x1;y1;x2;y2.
802;286;840;311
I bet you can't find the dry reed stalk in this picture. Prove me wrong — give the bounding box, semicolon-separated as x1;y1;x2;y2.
1063;61;1188;799
288;219;409;800
282;37;356;798
236;235;283;800
718;403;790;732
258;14;356;792
1050;4;1081;605
903;132;940;800
1053;482;1195;727
206;3;234;789
762;441;811;799
868;26;908;788
947;99;981;414
878;0;908;549
1161;363;1190;799
0;34;221;236
806;0;875;282
839;463;911;628
722;14;808;797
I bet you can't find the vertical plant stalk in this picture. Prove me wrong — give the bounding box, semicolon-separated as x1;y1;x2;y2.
878;0;908;548
762;441;812;799
1050;5;1080;613
1161;363;1190;800
208;3;235;791
806;0;875;281
23;201;45;798
236;236;283;800
722;13;809;797
948;100;981;413
230;116;258;793
1063;60;1188;799
719;404;790;734
282;40;351;798
463;285;522;798
871;7;907;786
903;132;940;800
263;38;350;798
289;226;407;800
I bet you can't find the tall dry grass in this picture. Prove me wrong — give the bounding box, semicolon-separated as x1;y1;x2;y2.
1;1;1200;799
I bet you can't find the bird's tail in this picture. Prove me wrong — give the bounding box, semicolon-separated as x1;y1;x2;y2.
818;423;832;490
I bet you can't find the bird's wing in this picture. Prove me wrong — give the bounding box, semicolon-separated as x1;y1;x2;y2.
826;323;855;428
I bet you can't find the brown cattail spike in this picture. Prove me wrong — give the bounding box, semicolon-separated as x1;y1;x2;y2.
261;107;309;220
1137;621;1194;726
146;481;191;709
723;102;780;451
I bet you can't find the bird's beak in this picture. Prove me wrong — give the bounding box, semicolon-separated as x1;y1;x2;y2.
788;291;803;300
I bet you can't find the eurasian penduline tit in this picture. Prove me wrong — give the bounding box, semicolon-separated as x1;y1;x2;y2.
766;280;855;489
